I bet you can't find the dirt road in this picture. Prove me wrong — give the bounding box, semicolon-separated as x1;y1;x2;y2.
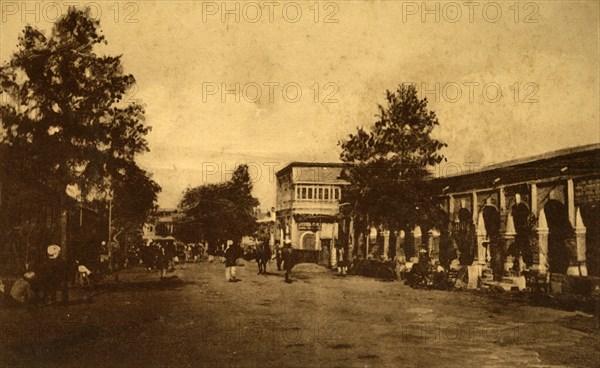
1;260;598;368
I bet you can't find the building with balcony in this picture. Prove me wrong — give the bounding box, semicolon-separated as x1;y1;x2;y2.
275;162;350;266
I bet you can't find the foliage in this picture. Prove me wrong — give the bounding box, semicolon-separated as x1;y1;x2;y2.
339;84;446;231
177;164;259;245
0;8;159;248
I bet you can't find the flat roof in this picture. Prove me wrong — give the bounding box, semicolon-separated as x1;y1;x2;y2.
441;143;600;179
276;161;352;176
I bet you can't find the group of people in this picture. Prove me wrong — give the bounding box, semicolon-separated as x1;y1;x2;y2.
8;244;71;305
225;239;295;282
139;241;176;280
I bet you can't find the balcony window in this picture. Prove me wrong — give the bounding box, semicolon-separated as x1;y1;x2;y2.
301;187;307;199
318;188;323;200
324;187;329;200
308;188;313;199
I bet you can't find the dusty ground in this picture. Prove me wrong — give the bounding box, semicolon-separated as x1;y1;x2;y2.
1;260;598;368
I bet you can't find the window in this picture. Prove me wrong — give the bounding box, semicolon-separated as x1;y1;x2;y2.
334;188;340;200
308;188;313;199
324;187;329;200
318;188;323;200
301;187;307;199
296;187;300;199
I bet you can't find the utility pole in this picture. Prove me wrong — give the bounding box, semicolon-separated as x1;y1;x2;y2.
108;197;113;271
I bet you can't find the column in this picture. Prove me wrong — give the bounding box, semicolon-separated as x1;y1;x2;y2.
471;192;478;224
396;230;406;262
503;212;516;273
413;226;422;253
476;211;487;266
448;194;454;216
567;179;575;227
574;207;588;276
428;228;440;261
530;183;538;215
383;230;390;260
535;209;549;274
330;223;338;268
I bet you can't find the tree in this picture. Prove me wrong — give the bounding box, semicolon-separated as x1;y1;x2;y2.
178;165;259;249
109;163;161;247
0;8;158;257
339;84;446;259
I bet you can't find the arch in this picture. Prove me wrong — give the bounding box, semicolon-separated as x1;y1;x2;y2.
454;207;476;266
511;202;533;267
300;231;317;250
482;205;501;237
544;199;573;274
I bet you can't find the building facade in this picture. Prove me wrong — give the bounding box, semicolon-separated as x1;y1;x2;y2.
420;143;600;279
275;162;350;266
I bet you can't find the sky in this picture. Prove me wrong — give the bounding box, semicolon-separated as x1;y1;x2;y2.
1;0;599;209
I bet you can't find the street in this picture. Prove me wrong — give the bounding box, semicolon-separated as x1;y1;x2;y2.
1;260;598;368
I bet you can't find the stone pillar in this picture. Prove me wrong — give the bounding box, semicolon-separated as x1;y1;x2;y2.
383;230;390;260
531;183;538;215
499;187;506;210
428;228;440;260
472;192;478;224
535;209;549;274
476;211;487;266
330;223;338;268
413;226;422;256
567;179;576;228
503;212;516;272
573;208;588;276
396;230;406;262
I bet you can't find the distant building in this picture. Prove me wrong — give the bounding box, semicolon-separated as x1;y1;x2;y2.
275;162;350;266
142;208;181;245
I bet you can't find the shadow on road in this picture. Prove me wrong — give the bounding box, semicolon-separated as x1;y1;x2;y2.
89;276;193;296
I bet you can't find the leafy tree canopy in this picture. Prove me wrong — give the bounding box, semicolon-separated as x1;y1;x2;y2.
0;7;151;200
178;164;259;245
339;84;447;230
0;7;160;246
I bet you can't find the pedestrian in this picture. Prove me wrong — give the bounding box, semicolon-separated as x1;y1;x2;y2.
282;239;294;282
98;241;110;274
337;247;348;275
224;240;238;282
275;241;283;271
40;244;70;305
156;243;169;280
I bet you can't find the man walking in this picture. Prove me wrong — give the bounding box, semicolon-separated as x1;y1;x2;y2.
275;241;283;271
282;239;294;282
224;240;238;282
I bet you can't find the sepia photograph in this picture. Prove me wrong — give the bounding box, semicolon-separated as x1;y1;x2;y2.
0;1;599;367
